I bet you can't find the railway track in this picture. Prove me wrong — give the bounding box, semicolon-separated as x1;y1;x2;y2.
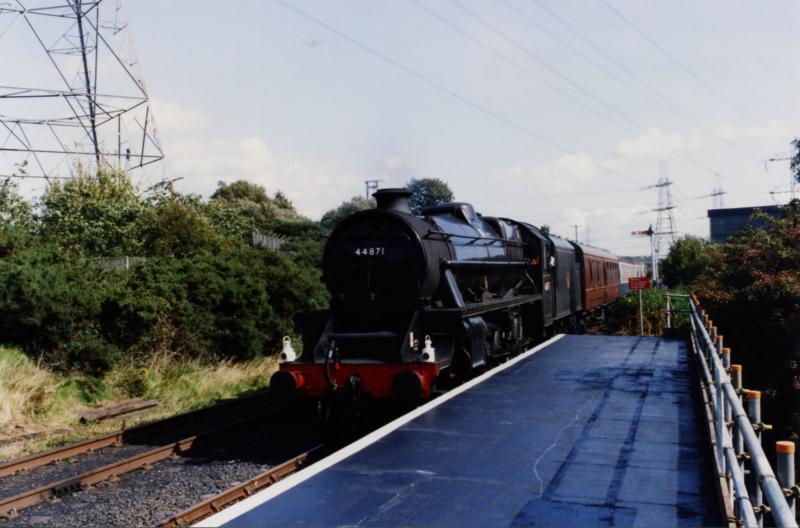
0;392;401;526
0;389;276;480
0;392;289;520
157;448;319;528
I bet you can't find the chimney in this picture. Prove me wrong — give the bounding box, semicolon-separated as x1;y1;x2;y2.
373;188;412;213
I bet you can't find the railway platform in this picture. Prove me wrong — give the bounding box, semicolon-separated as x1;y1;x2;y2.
199;334;720;527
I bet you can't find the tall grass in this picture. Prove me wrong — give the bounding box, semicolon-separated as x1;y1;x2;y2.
104;352;277;411
602;289;691;336
0;347;277;460
0;347;68;433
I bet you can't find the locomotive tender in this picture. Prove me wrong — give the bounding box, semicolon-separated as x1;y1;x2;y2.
271;188;644;402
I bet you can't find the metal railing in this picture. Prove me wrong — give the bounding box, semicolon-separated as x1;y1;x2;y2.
686;293;798;528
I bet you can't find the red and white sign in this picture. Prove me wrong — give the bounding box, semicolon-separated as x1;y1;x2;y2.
628;277;651;290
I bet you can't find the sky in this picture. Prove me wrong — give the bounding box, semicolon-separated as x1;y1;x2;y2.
2;0;799;255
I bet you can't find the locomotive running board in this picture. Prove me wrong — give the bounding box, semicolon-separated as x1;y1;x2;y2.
459;294;542;317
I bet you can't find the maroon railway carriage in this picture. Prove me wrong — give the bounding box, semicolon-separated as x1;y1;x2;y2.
575;244;621;311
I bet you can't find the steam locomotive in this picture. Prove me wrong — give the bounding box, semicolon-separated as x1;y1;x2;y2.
271;188;644;402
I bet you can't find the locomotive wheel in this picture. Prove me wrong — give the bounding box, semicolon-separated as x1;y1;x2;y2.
451;347;473;380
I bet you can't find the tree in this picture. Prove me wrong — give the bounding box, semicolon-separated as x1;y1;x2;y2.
320;196;375;230
273;191;294;211
791;138;800;184
211;180;271;204
208;181;305;242
697;203;800;440
0;179;35;232
661;235;712;287
39;169;146;256
539;224;551;236
406;178;454;215
141;199;227;257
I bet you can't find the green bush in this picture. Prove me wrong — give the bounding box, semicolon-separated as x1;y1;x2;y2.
605;288;689;336
0;225;327;373
39;169;147;256
661;236;712;287
697;203;800;440
0;170;330;378
0;233;119;373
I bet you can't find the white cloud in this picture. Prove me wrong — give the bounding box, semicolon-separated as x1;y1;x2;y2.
367;155;418;185
277;160;356;218
714;119;792;142
382;156;406;170
165;136;356;219
150;98;209;134
504;153;598;194
616;129;688;160
169;137;273;188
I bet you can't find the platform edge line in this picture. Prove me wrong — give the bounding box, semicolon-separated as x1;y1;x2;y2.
195;334;566;528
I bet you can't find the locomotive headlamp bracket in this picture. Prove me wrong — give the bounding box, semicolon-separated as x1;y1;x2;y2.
280;336;297;363
420;335;436;363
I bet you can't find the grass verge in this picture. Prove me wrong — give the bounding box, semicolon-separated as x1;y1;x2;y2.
0;347;276;461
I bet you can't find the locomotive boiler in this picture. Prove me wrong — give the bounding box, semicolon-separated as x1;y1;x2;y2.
271;188;629;403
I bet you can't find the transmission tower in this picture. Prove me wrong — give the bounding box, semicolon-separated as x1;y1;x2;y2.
651;162;677;282
709;173;726;209
0;0;164;181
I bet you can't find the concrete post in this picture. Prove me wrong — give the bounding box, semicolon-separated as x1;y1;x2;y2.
776;441;796;518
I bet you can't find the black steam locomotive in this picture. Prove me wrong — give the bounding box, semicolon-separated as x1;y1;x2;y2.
271;188;632;402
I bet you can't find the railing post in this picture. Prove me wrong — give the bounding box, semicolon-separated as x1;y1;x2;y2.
665;293;671;329
746;390;764;526
720;346;732;431
714;356;725;472
731;364;745;477
776;441;796;518
638;288;644;336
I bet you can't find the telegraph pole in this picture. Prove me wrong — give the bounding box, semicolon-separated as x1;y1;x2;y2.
364;179;382;198
570;224;580;243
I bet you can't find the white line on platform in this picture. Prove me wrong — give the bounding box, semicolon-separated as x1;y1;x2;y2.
196;334;565;527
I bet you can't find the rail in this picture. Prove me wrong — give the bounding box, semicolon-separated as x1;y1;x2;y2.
157;447;321;527
683;293;798;528
0;397;288;519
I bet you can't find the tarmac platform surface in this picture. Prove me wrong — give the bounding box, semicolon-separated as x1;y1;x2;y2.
200;334;719;527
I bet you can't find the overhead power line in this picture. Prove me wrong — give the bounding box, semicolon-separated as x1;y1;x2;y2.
519;0;761;164
528;0;670;109
406;0;639;135
598;0;762;128
502;0;674;113
444;0;760;195
273;0;641;186
449;0;648;135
